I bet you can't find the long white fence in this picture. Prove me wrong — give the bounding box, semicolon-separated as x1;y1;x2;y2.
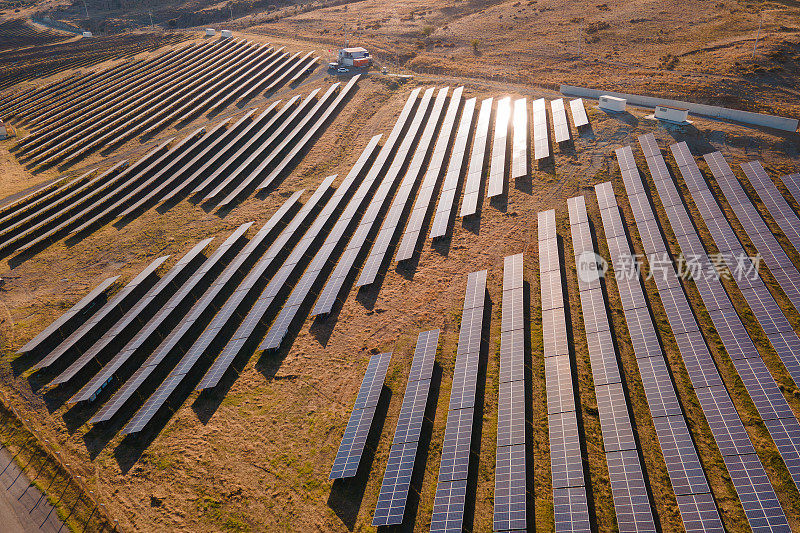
560;84;799;132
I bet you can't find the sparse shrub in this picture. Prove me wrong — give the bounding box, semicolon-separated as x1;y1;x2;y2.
585;20;609;34
422;24;434;37
471;38;480;54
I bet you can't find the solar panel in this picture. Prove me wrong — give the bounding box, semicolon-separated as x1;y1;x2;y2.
779;173;800;218
87;222;253;423
459;97;493;217
585;330;622;386
587;178;728;531
438;407;474;482
357;87;450;286
723;453;790;531
195;178;336;391
487;96;511;198
372;440;419;526
372;329;439;526
32;254;169;371
48;238;213;388
511;98;528;179
552;487;591;532
310;87;430;316
187;105;280;196
330;352;391;479
430;97;476;239
17;275;119;355
674;493;725;533
203;91;320;201
396;87;464;261
549;410;584;489
499;327;525;385
493;443;526;531
551;98;570;143
497;379;525;447
605;450;656;532
568;98;589;128
430;479;468;533
532;98;549;160
245;75;362;203
651;415;711;496
256;136;382;351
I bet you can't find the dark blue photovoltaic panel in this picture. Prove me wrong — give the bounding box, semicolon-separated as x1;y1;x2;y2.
651;415;710;497
552;487;590;532
606;450;656;532
497;379;525;447
549;410;584;489
392;379;431;445
674;493;725;533
438;408;473;483
430;479;468;533
372;440;419;526
493;443;526;531
329;405;377;479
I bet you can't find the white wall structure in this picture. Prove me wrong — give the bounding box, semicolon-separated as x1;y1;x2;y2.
599;95;627;112
655;105;689;123
205;28;216;36
82;31;93;37
561;84;799;132
221;29;232;38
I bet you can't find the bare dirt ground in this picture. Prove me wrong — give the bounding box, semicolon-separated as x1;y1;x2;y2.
0;1;799;532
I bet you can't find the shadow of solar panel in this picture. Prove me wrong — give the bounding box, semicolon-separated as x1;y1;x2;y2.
18;275;119;355
493;443;526;531
372;440;420;526
430;479;468;533
552;486;590;532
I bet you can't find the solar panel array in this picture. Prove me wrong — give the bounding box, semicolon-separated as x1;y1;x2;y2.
550;99;570;144
373;330;439;526
32;254;168;372
429;98;476;239
494;254;527;532
330;353;391;479
741;161;800;259
8;38;316;169
430;270;486;532
656;140;800;489
357;87;451;287
616;144;791;531
704;151;800;315
568;99;589;128
310;88;427;315
396;87;464;262
487;97;511;198
119;177;341;434
256;136;382;352
533;98;549;160
595;181;724;532
568;195;657;532
538;209;590;532
16;276;119;356
778;173;800;217
0;78;355;261
459;98;493;217
511;98;528;180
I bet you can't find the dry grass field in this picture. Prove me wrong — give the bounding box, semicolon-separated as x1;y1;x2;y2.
0;2;799;532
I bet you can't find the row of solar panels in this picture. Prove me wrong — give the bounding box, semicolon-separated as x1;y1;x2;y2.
325;143;800;531
0;78;357;260
2;37;318;169
0;31;189;91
